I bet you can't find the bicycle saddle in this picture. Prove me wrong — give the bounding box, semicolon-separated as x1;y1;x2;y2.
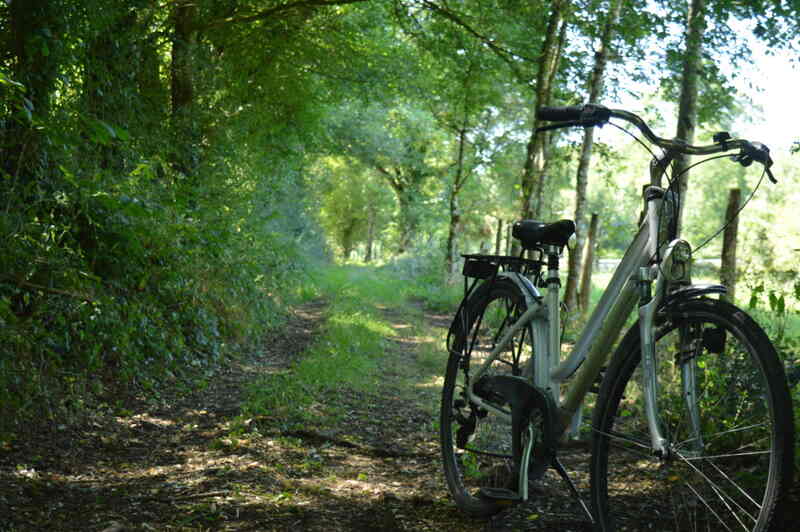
512;219;575;249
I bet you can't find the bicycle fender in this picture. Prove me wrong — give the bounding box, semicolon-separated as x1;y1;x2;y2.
497;271;541;307
661;283;727;310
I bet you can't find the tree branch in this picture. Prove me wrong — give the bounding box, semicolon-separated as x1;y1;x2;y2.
203;0;371;29
373;165;404;193
1;278;94;303
417;0;535;85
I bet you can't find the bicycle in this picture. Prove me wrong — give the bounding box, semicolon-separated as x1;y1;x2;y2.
439;104;794;531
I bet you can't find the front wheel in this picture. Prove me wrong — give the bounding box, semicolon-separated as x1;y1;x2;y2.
590;298;794;531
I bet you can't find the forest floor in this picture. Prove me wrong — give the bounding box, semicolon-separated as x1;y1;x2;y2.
0;266;594;531
4;266;792;531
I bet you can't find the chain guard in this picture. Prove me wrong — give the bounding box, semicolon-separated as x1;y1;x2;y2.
479;375;558;479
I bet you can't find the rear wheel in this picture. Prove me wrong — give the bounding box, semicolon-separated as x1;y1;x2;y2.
440;278;536;517
590;298;794;531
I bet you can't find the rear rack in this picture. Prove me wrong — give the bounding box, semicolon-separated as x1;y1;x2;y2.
461;254;545;281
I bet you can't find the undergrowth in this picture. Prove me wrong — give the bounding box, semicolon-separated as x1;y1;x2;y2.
0;107;325;439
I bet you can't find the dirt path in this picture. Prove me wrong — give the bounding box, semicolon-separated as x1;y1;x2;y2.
0;292;603;531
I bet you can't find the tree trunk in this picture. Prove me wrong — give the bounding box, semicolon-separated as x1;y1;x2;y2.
365;208;375;263
720;188;741;303
444;95;472;273
564;0;622;313
8;0;61;119
170;3;199;176
520;0;568;220
342;220;356;260
578;213;599;315
673;0;706;236
138;24;168;133
395;186;418;254
445;192;460;273
3;0;63;181
84;10;138;172
495;219;503;255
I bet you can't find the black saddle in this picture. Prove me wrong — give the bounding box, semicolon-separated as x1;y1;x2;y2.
512;219;575;250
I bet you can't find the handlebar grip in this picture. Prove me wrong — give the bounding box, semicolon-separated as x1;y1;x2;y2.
537;106;584;122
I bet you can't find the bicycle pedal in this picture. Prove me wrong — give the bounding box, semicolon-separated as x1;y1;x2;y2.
478;487;522;503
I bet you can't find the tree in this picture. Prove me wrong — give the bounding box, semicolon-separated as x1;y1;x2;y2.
1;0;67;184
170;1;199;176
325;102;445;254
563;0;623;314
406;7;512;273
315;157;394;260
520;0;569;220
671;0;706;235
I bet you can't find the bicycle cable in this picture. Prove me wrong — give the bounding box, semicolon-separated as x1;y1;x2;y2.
691;165;766;254
610;120;677;266
660;153;734;256
617;132;761;267
609;121;658;160
584;116;767;269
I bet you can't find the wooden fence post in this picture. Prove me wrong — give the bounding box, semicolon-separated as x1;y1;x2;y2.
720;188;741;303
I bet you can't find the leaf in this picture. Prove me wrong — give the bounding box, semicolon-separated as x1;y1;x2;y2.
115;127;130;142
768;291;784;315
87;120;113;145
99;121;117;139
59;165;79;187
748;284;764;309
0;72;25;90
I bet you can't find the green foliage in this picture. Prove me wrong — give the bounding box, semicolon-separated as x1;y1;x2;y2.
746;273;800;356
742;269;800;471
1;0;798;444
312;157;394;261
0;0;336;433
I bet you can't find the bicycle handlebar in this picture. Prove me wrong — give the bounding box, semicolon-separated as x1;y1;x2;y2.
536;103;777;183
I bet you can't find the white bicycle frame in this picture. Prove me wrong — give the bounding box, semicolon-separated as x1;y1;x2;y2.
463;174;703;457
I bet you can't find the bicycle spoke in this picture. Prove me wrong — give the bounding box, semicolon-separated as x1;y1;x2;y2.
683;482;736;532
681;450;770;462
592;427;651;453
676;422;770;450
676;452;755;530
702;455;762;512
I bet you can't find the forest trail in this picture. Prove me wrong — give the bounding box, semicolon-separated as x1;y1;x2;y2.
0;267;594;531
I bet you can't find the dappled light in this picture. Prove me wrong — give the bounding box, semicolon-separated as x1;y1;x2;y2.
2;0;799;530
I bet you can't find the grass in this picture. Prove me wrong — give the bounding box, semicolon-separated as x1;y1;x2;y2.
240;265;416;427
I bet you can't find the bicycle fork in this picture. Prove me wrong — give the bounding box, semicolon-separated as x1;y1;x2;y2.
638;265;669;457
638;270;705;460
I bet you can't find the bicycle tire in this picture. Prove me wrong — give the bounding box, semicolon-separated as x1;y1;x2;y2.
440;277;536;517
590;298;794;531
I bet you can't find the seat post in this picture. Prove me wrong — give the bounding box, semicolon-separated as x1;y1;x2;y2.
544;244;561;403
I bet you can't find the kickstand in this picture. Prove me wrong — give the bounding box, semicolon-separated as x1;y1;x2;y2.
552;457;595;524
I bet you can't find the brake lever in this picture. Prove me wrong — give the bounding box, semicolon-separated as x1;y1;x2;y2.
735;142;777;184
